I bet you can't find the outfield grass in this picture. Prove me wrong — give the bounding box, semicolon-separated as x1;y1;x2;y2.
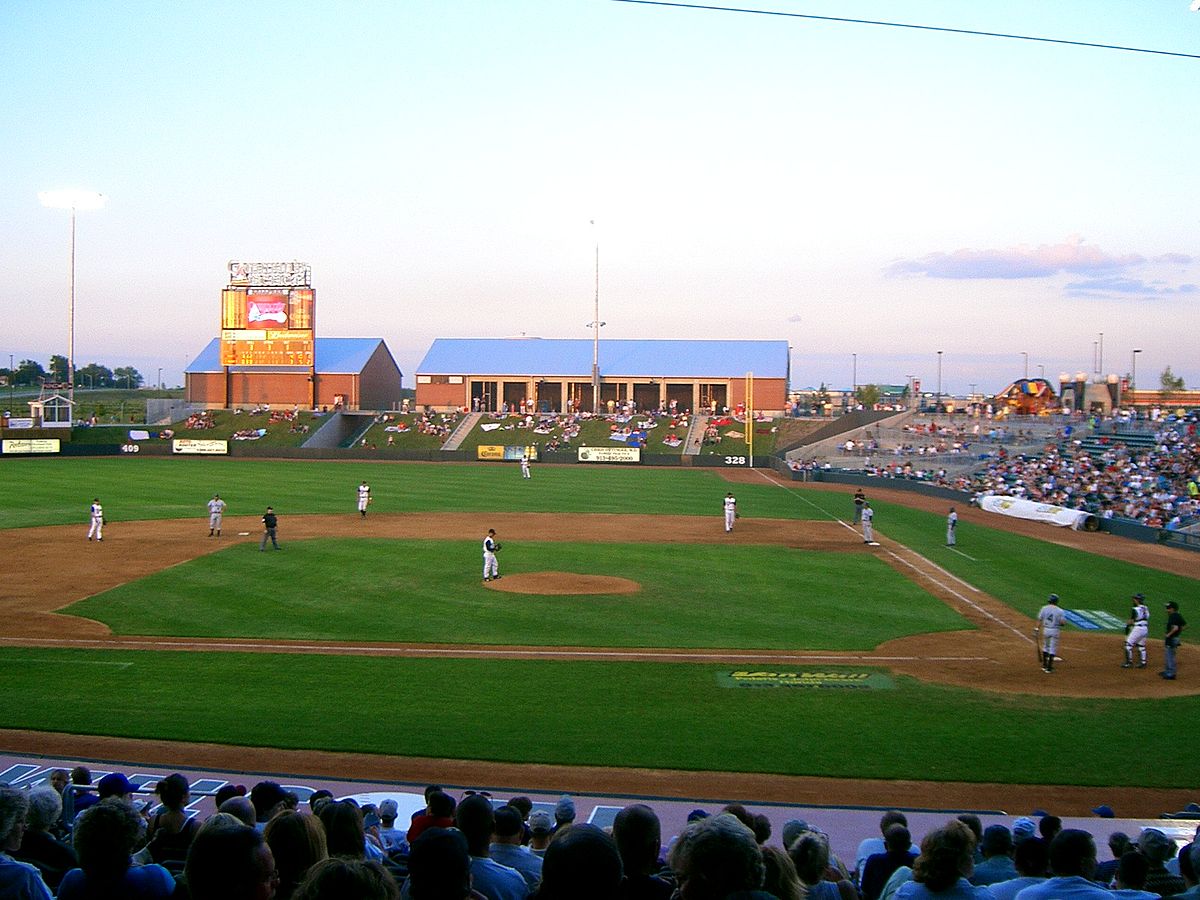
67;540;967;649
3;646;1197;787
780;488;1199;623
0;458;822;529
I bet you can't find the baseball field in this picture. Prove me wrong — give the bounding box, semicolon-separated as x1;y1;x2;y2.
2;457;1197;811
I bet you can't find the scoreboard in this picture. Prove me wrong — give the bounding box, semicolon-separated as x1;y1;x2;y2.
219;264;314;367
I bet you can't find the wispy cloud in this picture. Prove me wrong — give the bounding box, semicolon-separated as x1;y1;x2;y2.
1064;278;1198;298
886;236;1144;280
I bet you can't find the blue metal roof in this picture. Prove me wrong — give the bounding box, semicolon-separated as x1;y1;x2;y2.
186;338;397;374
416;338;787;379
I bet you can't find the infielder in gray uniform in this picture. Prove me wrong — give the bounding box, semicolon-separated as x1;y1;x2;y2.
946;507;958;546
207;494;226;537
861;502;875;543
1034;593;1066;673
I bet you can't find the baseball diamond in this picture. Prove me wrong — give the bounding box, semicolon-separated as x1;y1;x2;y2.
0;458;1197;812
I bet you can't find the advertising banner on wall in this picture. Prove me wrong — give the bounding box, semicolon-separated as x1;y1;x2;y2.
578;446;640;463
2;439;61;454
477;445;537;461
173;439;230;455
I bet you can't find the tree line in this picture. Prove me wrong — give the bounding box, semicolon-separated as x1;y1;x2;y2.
0;355;144;389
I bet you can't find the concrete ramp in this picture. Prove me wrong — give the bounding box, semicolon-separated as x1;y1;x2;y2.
440;412;482;451
683;416;709;456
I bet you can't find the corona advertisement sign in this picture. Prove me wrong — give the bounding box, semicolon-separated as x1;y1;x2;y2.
220;263;315;367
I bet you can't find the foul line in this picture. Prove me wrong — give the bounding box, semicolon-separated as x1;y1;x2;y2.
752;471;1031;645
0;636;988;664
947;547;977;561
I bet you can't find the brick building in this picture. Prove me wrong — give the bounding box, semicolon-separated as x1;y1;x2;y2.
414;338;789;414
186;337;402;410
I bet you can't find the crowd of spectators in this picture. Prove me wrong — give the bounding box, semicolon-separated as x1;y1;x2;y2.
967;429;1200;527
5;775;1200;900
182;411;215;430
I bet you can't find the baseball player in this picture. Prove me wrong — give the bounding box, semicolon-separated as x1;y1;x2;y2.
1034;593;1066;673
87;498;104;542
357;480;371;517
946;507;958;546
861;501;875;544
260;506;280;551
482;528;501;582
723;492;737;532
1122;592;1150;668
520;454;531;479
207;494;226;537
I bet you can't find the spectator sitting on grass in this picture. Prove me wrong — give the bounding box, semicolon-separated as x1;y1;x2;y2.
266;808;329;900
58;800;175;900
612;804;672;900
455;794;529;900
0;785;53;900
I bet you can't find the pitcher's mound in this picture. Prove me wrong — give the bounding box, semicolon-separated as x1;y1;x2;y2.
486;572;641;595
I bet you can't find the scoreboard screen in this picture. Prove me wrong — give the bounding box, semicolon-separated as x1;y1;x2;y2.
220;286;315;367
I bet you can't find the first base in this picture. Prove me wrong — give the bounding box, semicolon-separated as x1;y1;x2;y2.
237;531;250;536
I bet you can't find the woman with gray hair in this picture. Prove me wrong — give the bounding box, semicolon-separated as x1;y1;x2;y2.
0;785;54;900
14;786;77;892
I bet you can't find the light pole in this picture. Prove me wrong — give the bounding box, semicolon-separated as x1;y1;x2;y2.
589;219;601;414
1038;364;1045;380
905;374;915;412
852;352;857;397
1098;331;1104;374
157;367;162;390
7;353;12;409
936;350;943;415
39;189;106;410
1131;348;1142;394
1022;351;1028;380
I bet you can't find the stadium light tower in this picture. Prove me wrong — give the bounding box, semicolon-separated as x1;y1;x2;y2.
1021;351;1028;380
1131;348;1142;391
39;189;106;409
935;350;943;415
589;219;602;413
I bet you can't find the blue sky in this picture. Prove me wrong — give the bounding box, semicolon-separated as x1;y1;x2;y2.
3;0;1197;393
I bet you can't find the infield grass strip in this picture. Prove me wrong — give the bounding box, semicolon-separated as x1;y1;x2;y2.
2;647;1197;788
66;540;966;649
0;459;818;529
786;487;1198;628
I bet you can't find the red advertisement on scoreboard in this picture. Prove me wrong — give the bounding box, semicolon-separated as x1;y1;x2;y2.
244;292;290;330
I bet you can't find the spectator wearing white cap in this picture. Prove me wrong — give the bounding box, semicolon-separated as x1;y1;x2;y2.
527;812;553;858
